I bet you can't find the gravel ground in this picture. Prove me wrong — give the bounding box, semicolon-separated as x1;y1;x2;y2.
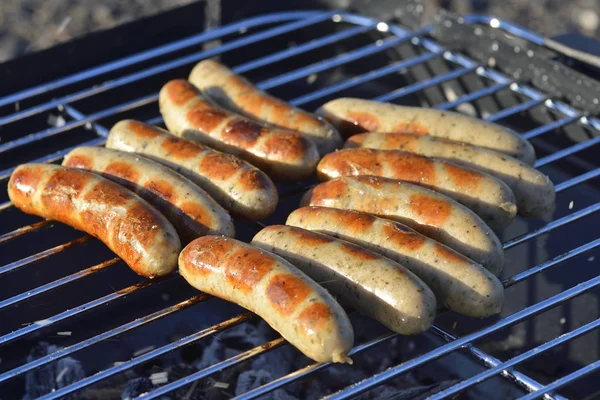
0;0;598;63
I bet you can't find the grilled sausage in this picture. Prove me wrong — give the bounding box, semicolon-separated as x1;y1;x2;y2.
346;132;555;218
179;236;354;363
287;207;504;317
106;120;277;220
63;146;234;242
301;176;504;275
318;148;517;230
189;60;342;156
317;98;535;164
8;164;180;278
159;79;319;180
252;225;436;334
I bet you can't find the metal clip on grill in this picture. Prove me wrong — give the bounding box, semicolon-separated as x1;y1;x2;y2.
0;10;599;400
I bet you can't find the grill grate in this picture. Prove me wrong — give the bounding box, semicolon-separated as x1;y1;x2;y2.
0;10;599;400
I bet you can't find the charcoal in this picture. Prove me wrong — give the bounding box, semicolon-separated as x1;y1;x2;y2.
235;370;296;400
23;342;85;400
121;377;156;399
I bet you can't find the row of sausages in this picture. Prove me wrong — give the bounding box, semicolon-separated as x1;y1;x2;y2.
7;59;555;365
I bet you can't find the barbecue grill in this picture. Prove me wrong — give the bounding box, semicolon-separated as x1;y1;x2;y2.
1;4;600;399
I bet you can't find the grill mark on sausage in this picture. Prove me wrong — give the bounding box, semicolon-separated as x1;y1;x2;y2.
184;236;236;277
225;248;274;293
443;163;483;190
262;133;308;162
339;243;379;261
409;194;452;225
309;180;348;205
381;224;426;251
144;179;176;202
390;122;429;135
179;200;214;227
345;112;380;132
238;169;272;191
265;273;312;316
41;169;89;216
104;161;141;183
127;120;162;139
10;164;45;201
381;134;420;152
386;153;436;184
164;79;201;106
161;137;203;159
199;152;241;181
433;243;467;264
186;103;229;132
291;228;334;246
331;209;375;234
321;150;383;176
64;153;93;170
297;302;332;333
222;119;263;147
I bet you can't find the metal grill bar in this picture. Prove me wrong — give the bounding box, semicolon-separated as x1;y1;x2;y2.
0;235;90;275
0;293;209;384
536;135;600;168
555;168;600;192
0;220;50;244
518;360;600;400
0;257;120;309
324;274;600;399
429;318;600;399
37;312;254;400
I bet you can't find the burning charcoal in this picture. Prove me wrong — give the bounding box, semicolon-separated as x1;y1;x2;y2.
195;323;264;370
235;370;296;400
121;377;156;399
24;342;84;400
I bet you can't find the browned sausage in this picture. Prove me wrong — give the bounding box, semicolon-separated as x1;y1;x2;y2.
287;207;504;317
63;146;235;242
106;120;278;220
301;176;504;275
179;236;354;363
346;132;555;218
8;164;181;278
252;225;436;334
189;60;342;156
318;148;517;230
317;98;535;164
159;79;320;180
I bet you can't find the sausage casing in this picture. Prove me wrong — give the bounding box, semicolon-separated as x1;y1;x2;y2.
8;164;181;278
287;207;504;317
63;146;234;242
347;132;555;218
179;236;354;363
318;148;517;230
252;225;436;334
301;176;504;275
159;79;320;180
106;120;278;220
317;98;535;164
189;60;342;156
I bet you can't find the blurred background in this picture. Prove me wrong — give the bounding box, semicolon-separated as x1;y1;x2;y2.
0;0;598;63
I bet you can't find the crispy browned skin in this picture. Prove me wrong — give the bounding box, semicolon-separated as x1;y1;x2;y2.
159;80;319;180
346;132;555;218
301;176;504;275
8;164;180;278
318;148;517;230
252;225;436;334
287;207;504;317
317;98;535;164
179;236;354;363
189;60;343;156
63;146;235;242
106;120;277;220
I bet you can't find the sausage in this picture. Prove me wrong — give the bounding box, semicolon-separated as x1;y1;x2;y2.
318;148;517;231
346;132;555;218
179;236;354;363
189;60;342;156
317;98;535;164
252;225;436;334
63;146;235;242
8;164;180;278
287;207;504;317
301;176;504;275
106;120;278;220
159;79;320;180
